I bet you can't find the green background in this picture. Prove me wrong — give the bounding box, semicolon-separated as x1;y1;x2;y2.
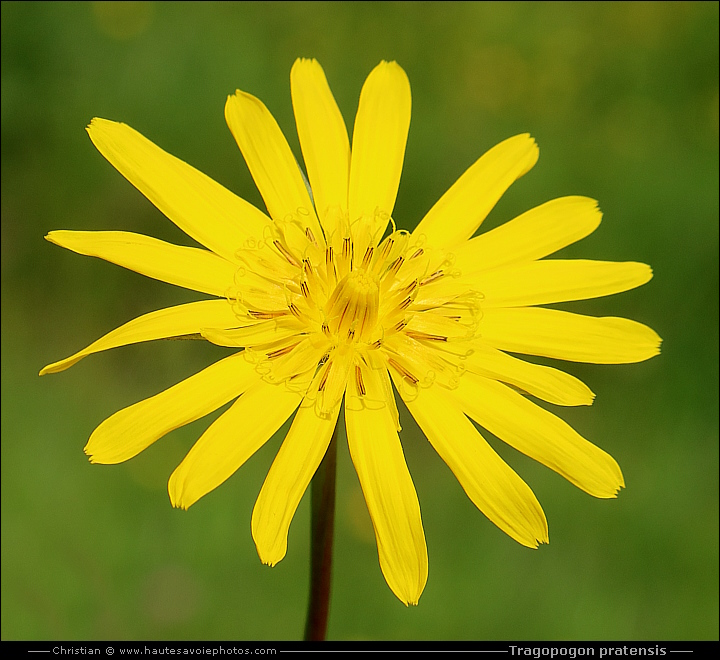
2;1;717;641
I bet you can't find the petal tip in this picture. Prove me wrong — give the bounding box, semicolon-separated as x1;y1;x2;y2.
291;57;320;72
84;444;104;465
168;474;186;509
369;59;410;86
169;494;189;511
86;118;126;144
44;231;62;246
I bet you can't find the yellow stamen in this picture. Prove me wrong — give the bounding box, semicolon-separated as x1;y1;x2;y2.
405;331;448;342
248;310;288;320
273;240;301;268
355;364;366;396
387;357;419;384
361;247;374;269
267;344;298;360
420;270;444;286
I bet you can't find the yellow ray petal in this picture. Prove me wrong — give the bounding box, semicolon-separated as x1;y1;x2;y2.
454;196;603;274
345;363;427;605
40;300;240;375
202;317;305;348
45;230;238;296
291;58;350;233
396;377;548;548
169;379;303;510
480;307;662;364
348;61;411;239
413;134;539;251
87;118;269;262
252;379;341;566
453;374;624;498
466;341;595;406
86;353;257;464
476;260;653;308
225;91;324;245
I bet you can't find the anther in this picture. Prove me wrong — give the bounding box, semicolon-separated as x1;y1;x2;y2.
267;344;297;360
318;364;330;391
355;365;366;396
379;237;395;261
387;256;404;276
400;279;419;295
387;357;419;384
305;227;317;246
273;240;301;267
248;310;288;320
405;331;448;342
361;247;374;269
410;248;424;259
420;270;445;286
325;247;337;282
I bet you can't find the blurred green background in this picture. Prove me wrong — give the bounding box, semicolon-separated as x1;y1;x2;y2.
2;0;718;641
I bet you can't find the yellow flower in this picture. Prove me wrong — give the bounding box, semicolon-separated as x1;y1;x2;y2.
41;59;661;606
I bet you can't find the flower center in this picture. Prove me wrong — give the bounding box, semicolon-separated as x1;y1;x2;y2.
324;269;379;343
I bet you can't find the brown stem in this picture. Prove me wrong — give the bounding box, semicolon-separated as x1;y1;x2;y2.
303;421;338;641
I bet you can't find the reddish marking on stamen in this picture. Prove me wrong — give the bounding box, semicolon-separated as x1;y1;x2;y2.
387;256;404;275
420;270;444;286
273;240;301;267
410;248;424;259
398;297;413;310
305;227;317;246
267;344;298;359
405;331;448;342
326;247;337;280
401;280;418;295
318;363;331;391
387;358;419;384
337;302;350;328
289;303;303;319
361;247;374;268
379;237;394;260
355;365;366;396
248;310;288;319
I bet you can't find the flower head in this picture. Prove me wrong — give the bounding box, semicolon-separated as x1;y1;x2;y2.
42;59;661;605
